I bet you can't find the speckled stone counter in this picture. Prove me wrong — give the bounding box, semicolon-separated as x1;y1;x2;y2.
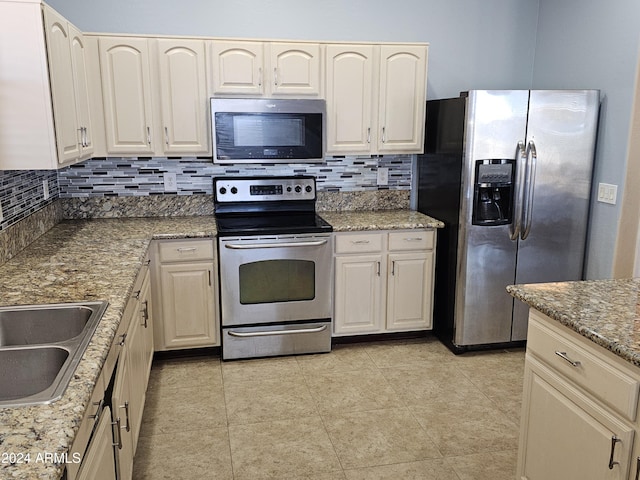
0;209;442;479
507;278;640;367
0;216;217;480
319;209;444;231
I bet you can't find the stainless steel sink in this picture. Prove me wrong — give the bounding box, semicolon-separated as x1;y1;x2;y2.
0;301;108;407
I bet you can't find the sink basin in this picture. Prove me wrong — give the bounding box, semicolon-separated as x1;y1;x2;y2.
0;346;70;402
0;304;96;346
0;301;108;407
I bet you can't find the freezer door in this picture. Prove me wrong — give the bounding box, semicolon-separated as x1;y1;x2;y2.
455;90;529;346
512;90;599;340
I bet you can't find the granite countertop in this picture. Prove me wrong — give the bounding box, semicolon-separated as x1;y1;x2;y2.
507;278;640;367
0;209;442;479
319;209;444;231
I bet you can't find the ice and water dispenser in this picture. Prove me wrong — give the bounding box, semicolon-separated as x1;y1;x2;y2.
472;159;515;225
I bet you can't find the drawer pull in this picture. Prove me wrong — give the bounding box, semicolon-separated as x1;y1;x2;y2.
176;247;197;252
554;351;581;367
609;435;621;469
634;456;640;480
403;237;423;242
351;240;371;244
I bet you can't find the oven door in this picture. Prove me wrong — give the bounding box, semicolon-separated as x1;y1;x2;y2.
218;233;332;327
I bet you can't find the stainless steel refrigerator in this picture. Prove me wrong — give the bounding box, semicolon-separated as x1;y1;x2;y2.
416;90;599;352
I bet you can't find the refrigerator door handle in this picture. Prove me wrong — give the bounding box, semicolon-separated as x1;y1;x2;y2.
509;141;527;240
521;140;538;240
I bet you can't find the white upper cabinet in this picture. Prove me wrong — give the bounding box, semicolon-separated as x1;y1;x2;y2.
325;43;428;155
0;0;94;169
325;44;376;154
211;40;264;95
99;37;156;155
156;39;210;154
211;40;322;97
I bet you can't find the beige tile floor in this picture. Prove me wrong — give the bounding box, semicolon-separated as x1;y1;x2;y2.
133;337;525;480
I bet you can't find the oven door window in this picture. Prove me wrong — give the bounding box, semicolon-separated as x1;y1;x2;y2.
239;259;315;304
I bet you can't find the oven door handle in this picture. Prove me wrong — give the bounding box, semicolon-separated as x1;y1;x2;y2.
224;239;328;249
227;325;328;337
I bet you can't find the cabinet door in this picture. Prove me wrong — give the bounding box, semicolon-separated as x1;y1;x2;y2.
156;39;210;154
325;44;375;154
377;45;427;153
211;40;264;95
111;347;134;480
69;24;94;159
76;406;117;480
159;262;218;348
99;37;155;154
518;357;634;480
334;255;384;335
269;42;321;96
43;6;81;164
125;301;146;451
386;252;433;331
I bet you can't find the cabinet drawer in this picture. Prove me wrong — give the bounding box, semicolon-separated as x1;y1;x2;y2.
335;233;383;254
388;230;434;251
527;315;640;421
158;240;214;262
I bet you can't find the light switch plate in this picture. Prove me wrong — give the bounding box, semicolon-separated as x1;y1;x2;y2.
597;183;617;205
377;167;389;186
163;173;178;192
43;180;50;200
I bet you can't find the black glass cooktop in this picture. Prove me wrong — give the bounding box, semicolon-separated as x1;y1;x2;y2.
215;212;332;237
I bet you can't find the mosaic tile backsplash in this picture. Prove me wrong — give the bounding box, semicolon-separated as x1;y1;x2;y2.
0;170;59;232
58;155;413;197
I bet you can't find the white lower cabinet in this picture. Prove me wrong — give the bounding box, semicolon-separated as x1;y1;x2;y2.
151;239;220;350
518;311;640;480
67;260;153;480
333;230;435;336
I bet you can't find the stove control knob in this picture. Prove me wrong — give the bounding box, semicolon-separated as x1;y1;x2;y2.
305;185;313;193
219;187;227;195
230;187;238;194
295;185;302;193
287;186;292;192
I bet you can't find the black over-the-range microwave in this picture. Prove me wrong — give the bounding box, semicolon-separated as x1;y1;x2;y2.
210;98;326;163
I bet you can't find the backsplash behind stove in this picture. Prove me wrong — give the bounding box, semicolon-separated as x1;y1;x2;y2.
57;155;412;196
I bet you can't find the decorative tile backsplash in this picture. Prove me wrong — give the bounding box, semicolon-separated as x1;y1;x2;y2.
57;155;413;197
0;170;59;231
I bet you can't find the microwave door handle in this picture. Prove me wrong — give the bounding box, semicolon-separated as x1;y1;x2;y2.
224;239;328;249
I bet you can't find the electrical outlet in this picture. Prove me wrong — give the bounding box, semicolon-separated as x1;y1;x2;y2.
377;167;389;186
597;182;617;205
163;173;178;192
42;180;50;200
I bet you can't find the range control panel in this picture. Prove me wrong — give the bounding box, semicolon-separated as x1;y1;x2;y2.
214;176;316;203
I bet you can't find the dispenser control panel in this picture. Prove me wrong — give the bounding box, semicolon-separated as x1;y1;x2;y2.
476;163;513;184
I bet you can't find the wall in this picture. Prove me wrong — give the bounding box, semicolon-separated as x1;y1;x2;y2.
532;0;640;279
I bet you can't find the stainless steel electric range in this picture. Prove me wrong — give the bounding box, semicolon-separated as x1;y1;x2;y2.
213;176;333;360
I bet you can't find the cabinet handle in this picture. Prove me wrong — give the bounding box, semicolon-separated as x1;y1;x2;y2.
258;67;262;87
634;456;640;480
141;300;149;328
381;126;386;143
112;419;123;449
77;127;84;147
273;67;278;86
367;127;371;144
609;435;621;469
376;261;381;276
119;333;127;346
554;351;581;367
88;399;103;420
164;127;169;146
391;260;396;276
121;401;131;432
81;127;88;147
134;289;141;300
146;126;151;145
208;270;212;287
351;240;370;245
176;247;197;252
404;237;423;242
